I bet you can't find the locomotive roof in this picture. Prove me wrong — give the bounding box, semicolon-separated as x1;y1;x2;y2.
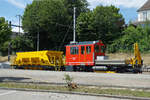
66;40;100;46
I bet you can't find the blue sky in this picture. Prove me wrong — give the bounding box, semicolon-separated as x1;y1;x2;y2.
0;0;148;32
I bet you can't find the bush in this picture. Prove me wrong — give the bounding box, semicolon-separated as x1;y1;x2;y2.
63;74;77;91
107;25;150;53
11;35;34;52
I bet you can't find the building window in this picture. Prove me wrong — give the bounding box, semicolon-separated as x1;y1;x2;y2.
143;12;147;21
138;13;142;22
70;47;78;55
81;46;85;54
148;13;150;20
86;46;91;54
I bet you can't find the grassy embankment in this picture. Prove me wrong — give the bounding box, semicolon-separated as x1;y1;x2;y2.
0;82;150;98
0;56;15;63
107;53;150;66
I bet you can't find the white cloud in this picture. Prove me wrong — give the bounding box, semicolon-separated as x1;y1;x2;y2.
11;20;24;33
12;27;24;33
7;0;147;10
6;0;148;9
6;0;32;9
6;0;25;8
88;0;148;9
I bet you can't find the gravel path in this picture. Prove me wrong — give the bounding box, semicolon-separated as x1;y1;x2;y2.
0;69;150;88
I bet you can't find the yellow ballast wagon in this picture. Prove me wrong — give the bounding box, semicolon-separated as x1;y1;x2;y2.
11;50;64;71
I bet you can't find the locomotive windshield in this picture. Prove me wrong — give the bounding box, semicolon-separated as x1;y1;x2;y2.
70;47;79;55
86;46;91;54
81;46;85;54
101;46;105;53
95;44;105;53
95;44;99;53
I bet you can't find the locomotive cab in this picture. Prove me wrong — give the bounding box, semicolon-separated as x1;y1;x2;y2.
65;40;105;71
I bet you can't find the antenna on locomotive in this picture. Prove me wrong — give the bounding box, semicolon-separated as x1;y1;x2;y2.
70;7;77;44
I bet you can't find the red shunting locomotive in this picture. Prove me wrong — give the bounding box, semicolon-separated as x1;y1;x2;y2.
65;40;105;71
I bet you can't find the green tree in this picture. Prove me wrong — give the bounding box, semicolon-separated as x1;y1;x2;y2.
22;0;89;51
108;25;150;53
22;0;70;50
76;5;125;44
62;0;89;17
62;0;89;43
11;35;34;53
76;11;94;41
0;17;12;55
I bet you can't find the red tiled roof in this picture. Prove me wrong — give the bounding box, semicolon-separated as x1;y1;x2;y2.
138;0;150;12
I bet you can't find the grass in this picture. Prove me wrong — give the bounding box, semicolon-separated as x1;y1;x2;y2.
0;56;15;63
0;56;8;62
0;82;150;98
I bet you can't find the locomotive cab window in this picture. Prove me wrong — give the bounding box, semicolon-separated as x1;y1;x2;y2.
70;47;79;55
95;44;99;52
86;46;91;54
81;46;85;54
101;46;105;53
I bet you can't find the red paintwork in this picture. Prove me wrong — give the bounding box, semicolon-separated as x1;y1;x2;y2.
65;40;105;66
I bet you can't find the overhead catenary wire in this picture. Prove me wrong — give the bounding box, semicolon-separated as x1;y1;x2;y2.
59;24;72;50
11;21;74;51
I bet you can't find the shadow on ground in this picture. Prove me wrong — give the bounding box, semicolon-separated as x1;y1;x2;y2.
0;77;31;82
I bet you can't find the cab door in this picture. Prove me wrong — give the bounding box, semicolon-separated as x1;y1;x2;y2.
70;46;79;65
79;46;86;65
85;45;93;65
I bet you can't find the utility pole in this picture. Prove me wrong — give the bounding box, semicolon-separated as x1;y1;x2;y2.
8;42;11;61
37;27;39;51
73;7;76;43
9;21;11;28
16;15;22;34
36;1;40;51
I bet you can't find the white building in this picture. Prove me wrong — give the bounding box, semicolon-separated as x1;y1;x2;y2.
137;0;150;22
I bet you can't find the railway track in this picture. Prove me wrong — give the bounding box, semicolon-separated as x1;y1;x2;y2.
142;66;150;72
